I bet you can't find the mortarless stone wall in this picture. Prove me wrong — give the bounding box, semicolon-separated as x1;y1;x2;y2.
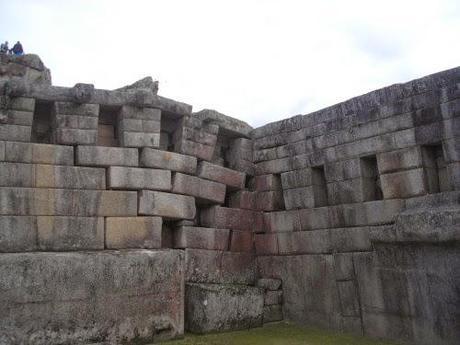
0;54;459;345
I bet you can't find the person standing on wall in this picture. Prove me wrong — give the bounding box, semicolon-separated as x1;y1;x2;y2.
11;41;24;56
0;41;9;54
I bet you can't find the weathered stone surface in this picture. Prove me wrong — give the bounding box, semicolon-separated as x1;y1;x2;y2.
377;146;423;174
119;105;161;121
0;250;184;344
0;124;31;142
0;216;37;252
257;278;282;291
330;227;372;252
185;249;256;285
283;187;315;209
278;230;332;254
229;190;256;209
4;142;74;165
263;304;283;323
139;190;196;220
175;139;215;161
105;216;162;249
229;230;254;252
54;101;99;116
0;141;4;161
0;188;137;216
37;216;104;251
264;290;283;305
193;109;253;137
0;163;106;189
140;148;197;174
119;131;160;148
172;173;226;204
54;128;97;145
251;174;282;192
197;161;246;190
173;226;229;250
185;283;263;333
76;145;138;167
200;206;263;232
263;210;301;233
108;166;171;191
380;168;427;199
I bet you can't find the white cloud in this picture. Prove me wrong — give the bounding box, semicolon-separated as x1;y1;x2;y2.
1;0;459;127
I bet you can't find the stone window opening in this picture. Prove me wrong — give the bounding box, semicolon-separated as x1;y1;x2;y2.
31;100;54;144
311;165;329;207
97;105;120;147
162;111;182;152
360;155;383;201
422;144;449;193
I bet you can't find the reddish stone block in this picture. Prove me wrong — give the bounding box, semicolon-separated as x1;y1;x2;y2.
255;191;285;211
173;226;229;251
200;206;263;232
253;174;282;192
229;191;256;210
255;233;279;255
229;230;254;252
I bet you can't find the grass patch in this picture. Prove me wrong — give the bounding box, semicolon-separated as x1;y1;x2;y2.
161;322;401;345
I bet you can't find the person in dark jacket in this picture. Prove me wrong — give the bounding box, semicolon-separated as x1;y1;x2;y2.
0;41;9;54
11;41;23;56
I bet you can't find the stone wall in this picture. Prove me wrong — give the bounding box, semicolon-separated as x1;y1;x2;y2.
0;54;459;345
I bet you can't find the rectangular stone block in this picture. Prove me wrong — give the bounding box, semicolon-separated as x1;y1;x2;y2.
443;138;460;163
140;148;197;174
0;250;184;344
5;142;74;165
334;253;355;281
255;233;279;255
108;166;171;191
200;206;263;232
263;305;283;323
185;248;256;284
54;102;99;116
377;146;423;174
173;226;229;250
197;161;246;190
9;97;35;112
0;141;4;161
172;173;226;204
185;283;263;333
256;191;285;211
380;168;427;199
325;159;362;182
327;178;373;205
281;168;316;189
7;110;33;126
175;139;214;161
278;230;332;255
264;291;283;305
174;126;217;146
229;230;254;252
35;164;105;189
139;190;196;220
362;199;405;226
330;227;372;253
54;128;97;145
119;131;160;148
257;278;282;291
76;145;139;167
283;186;315;209
119;105;161;121
0;188;137;216
55;114;98;129
118;118;161;132
0;216;37;252
337;280;360;317
37;216;104;251
252;174;282;191
105;216;162;249
229;190;256;209
0;124;31;142
263;210;301;233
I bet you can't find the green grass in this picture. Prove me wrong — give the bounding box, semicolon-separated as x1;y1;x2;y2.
161;322;401;345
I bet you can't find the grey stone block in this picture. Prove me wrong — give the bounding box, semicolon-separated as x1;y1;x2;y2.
255;190;285;211
197;161;246;190
330;227;372;252
377;146;423;174
7;110;33;126
337;280;360;317
108;166;171;191
0;250;184;344
54;101;99;116
263;210;301;233
443;137;460;163
283;187;315;209
0;124;31;142
263;304;283;323
139;190;196;220
0;141;4;161
105;216;162;249
118;118;160;132
0;216;37;252
185;283;263;333
278;230;332;254
380;168;427;199
54;114;98;129
173;226;229;250
4;142;74;165
54;128;97;145
119;105;161;121
175;139;215;161
229;230;254;252
119;131;160;148
140;148;197;174
264;290;283;305
37;216;104;251
172;173;226;204
76;145;139;167
252;174;282;192
255;233;279;255
9;97;35;112
185;249;255;285
200;206;263;232
334;253;355;281
0;188;137;216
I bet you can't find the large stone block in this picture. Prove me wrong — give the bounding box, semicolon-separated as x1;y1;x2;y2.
264;290;283;305
118;118;160;132
229;230;254;252
263;210;301;232
37;216;104;251
173;226;229;250
377;146;423;174
0;188;137;216
252;174;282;192
175;139;215;161
263;304;283;323
0;250;184;344
0;124;31;142
54;102;99;116
4;142;74;165
255;233;279;255
172;173;226;204
9;97;35;112
330;227;372;252
108;166;171;191
283;186;315;209
105;216;162;249
119;131;160;148
54;128;97;145
139;190;196;220
278;230;332;254
255;191;285;211
140;148;197;174
200;206;263;232
197;161;246;190
119;105;161;121
257;278;282;291
0;141;4;161
229;190;256;209
185;249;255;284
76;145;139;167
380;168;427;199
0;216;37;252
0;163;106;189
185;283;263;333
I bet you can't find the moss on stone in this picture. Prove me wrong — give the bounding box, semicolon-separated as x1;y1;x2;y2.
162;322;402;345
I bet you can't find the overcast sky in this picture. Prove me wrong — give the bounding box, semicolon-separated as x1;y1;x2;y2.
2;0;460;127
